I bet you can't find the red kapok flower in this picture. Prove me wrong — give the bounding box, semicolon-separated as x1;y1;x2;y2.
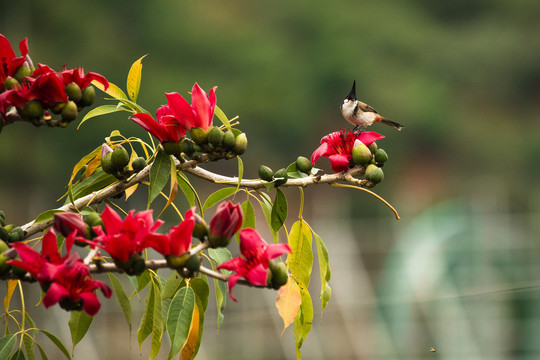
145;207;196;256
165;83;217;131
216;228;291;301
54;211;88;238
310;129;384;173
59;66;109;90
0;34;29;91
208;201;243;246
131;104;187;143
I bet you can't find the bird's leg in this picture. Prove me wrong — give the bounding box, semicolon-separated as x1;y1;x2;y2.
353;126;364;136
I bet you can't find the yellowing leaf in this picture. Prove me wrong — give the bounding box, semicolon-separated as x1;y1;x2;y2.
180;303;200;360
127;55;147;102
3;279;18;312
275;278;301;334
68;145;102;186
125;184;139;201
92;79;128;100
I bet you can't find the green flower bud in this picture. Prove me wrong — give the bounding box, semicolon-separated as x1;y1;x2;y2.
14;65;31;82
12;227;24;239
101;151;115;174
111;145;129;170
368;142;378;154
85;212;104;228
79;85;96;107
50;102;66;114
296;156;312;174
0;227;8;242
208;126;224;147
258;165;274;182
190;127;209;145
161;141;182;156
3;224;13;233
181;139;195;155
21;100;43;120
131;257;147;276
208;234;232;248
166;253;191;269
352;141;373;165
222;131;236;149
132;157;146;171
4;76;19;90
232;133;248;155
60;100;78;122
184;254;201;274
192;216;209;240
270;262;288;289
0;254;11;274
0;211;5;220
374;149;388;163
273;168;288;187
0;240;9;254
8;231;20;243
364;164;384;184
65;82;82;102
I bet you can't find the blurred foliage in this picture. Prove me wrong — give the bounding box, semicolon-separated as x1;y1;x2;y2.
1;0;540;222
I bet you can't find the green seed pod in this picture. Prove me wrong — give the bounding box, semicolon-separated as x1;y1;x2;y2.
232;133;248;155
12;227;24;239
111;145;130;170
181;139;195;155
368;142;378;154
8;231;20;243
50;102;66;114
364;164;384;184
23;100;43;119
4;76;19;90
0;240;9;254
273;168;288;187
132;157;146;171
0;211;5;220
190;127;209;145
184;254;201;274
296;156;312;174
79;85;96;107
3;224;13;233
270;262;288;289
258;165;274;182
0;227;8;242
352;141;373;165
374;149;388;163
60;100;78;122
208;126;224;147
14;65;31;82
101;151;115;174
222;131;236;149
65;82;83;102
161;141;182;156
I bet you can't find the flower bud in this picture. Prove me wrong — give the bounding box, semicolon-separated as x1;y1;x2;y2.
111;145;130;170
60;100;78;122
0;254;11;274
352;140;373;165
184;254;201;274
161;141;182;156
181;139;195;155
368;142;378;154
131;157;146;171
22;100;43;120
296;156;312;174
101;144;115;174
0;227;8;242
4;76;19;90
208;126;224;147
50;102;66;114
79;85;96;107
65;82;82;102
191;213;209;240
374;149;388;164
258;165;274;182
364;164;384;184
190;127;209;145
273;168;288;187
269;261;288;289
14;65;31;82
54;212;87;238
0;240;8;254
166;252;191;269
232;133;248;155
222;131;236;149
208;201;243;247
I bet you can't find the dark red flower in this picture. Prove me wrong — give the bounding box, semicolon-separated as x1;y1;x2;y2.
0;34;29;91
209;201;243;239
216;228;291;301
54;211;87;238
145;208;195;256
311;129;384;172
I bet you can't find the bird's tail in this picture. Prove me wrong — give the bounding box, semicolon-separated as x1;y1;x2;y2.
380;118;405;131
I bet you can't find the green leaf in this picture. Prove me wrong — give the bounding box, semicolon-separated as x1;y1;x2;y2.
286;162;309;179
255;193;273;231
137;280;164;359
108;273;132;331
202;187;238;211
0;334;17;360
208;248;232;331
127;55;147;102
313;230;332;313
148;149;172;209
162;273;186;300
287;220;313;288
35;343;49;360
236;156;243;190
271;189;288;236
38;330;70;359
166;287;195;359
68;311;93;352
77;104;127;129
9;348;24;360
176;172;196;208
131;269;152;294
241;199;256;229
63;169;116;204
33;210;64;224
22;333;34;360
214;105;232;131
294;284;313;360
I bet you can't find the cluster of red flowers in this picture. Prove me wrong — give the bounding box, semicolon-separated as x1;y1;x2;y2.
0;34;108;124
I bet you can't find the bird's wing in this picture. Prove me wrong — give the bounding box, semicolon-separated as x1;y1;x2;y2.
358;102;378;113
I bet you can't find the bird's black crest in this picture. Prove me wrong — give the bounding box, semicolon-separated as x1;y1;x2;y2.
345;80;356;101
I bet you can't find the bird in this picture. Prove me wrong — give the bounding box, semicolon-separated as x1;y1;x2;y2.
340;80;404;131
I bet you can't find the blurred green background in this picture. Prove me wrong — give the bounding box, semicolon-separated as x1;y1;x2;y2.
2;0;540;359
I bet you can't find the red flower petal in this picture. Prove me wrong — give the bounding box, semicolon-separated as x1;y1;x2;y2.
80;292;101;316
244;263;268;287
165;92;195;130
327;154;351;172
42;282;70;309
131;113;171;142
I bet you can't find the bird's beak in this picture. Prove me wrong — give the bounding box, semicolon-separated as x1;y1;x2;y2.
346;80;356;101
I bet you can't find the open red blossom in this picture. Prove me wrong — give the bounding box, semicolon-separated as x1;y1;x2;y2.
311;129;385;173
131;104;187;143
88;205;164;262
216;228;291;301
145;207;196;256
42;256;112;316
59;66;109;90
0;34;29;91
165;83;217;131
